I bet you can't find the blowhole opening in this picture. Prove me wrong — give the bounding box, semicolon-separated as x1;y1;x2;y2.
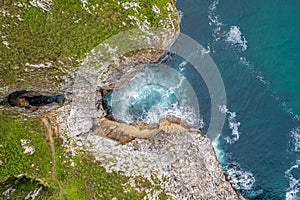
102;83;179;124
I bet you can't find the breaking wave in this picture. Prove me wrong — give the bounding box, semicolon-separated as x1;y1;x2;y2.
208;0;247;52
239;57;270;86
104;64;203;128
226;26;248;51
208;0;225;42
219;105;241;144
224;162;256;191
285;126;300;199
285;160;300;200
212;137;226;164
178;10;184;23
207;0;300;199
208;0;268;86
291;126;300;153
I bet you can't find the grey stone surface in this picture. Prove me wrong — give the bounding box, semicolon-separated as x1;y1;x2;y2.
87;127;246;200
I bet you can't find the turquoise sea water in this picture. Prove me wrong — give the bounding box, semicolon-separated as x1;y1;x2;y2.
103;0;300;199
175;0;300;199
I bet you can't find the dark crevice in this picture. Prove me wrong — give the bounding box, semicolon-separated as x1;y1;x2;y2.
7;90;65;108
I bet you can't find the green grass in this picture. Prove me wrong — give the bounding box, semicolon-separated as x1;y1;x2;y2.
0;0;177;95
0;110;54;198
52;135;169;199
0;110;168;199
0;110;52;180
54;151;149;199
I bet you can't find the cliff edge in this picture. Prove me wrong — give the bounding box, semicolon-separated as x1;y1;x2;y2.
0;0;245;199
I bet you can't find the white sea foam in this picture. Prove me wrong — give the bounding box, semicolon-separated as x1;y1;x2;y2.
110;65;202;129
178;10;184;23
291;126;300;152
212;137;226;164
178;60;187;71
285;160;300;200
282;101;300;122
208;1;248;52
201;45;211;56
285;126;300;199
239;57;269;86
224;163;256;191
208;0;226;42
208;0;218;12
208;0;268;91
219;105;241;144
226;26;248;51
239;57;251;67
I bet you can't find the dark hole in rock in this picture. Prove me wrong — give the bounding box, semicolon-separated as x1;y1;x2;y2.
7;90;65;108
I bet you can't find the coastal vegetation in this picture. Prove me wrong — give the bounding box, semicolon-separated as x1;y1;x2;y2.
0;110;168;199
0;0;177;95
0;0;176;198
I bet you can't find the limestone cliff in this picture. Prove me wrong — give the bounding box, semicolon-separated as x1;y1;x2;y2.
89;119;246;199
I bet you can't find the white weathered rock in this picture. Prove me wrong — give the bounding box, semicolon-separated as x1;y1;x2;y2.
2;187;16;197
21;139;35;155
29;0;52;12
25;187;43;200
88;129;245;200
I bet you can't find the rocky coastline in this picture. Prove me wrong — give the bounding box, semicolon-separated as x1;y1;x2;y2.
55;9;246;198
0;0;246;199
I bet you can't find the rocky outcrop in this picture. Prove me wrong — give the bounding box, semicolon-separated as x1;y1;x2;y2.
55;2;246;200
64;91;247;199
99;49;165;90
88;123;246;200
65;27;180;137
94;115;201;144
0;0;246;199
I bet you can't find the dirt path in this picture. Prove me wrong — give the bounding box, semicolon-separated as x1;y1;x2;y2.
41;117;55;180
41;113;67;199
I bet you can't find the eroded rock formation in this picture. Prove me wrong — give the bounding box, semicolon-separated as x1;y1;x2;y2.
30;2;245;199
88;122;246;200
53;4;247;199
